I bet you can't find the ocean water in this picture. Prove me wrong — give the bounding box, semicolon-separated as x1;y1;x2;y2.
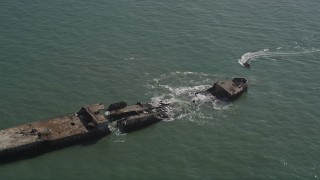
1;0;320;179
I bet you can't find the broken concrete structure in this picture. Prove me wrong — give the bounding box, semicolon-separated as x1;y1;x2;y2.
206;78;248;101
0;102;169;159
0;104;109;158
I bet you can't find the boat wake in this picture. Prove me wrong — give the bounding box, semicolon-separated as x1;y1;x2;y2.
238;48;320;66
146;72;231;125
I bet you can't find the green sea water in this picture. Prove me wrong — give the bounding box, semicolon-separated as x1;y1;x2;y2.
1;0;320;179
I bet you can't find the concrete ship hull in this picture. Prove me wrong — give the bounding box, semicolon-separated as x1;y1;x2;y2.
0;102;168;160
195;78;248;101
0;103;109;159
0;77;248;161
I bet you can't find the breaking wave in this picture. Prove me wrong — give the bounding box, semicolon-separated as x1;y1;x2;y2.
238;48;320;66
146;72;232;125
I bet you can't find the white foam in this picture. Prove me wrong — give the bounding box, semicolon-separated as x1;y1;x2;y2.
124;57;135;61
147;72;231;125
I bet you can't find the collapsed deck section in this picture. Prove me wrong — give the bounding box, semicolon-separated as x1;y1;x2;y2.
116;112;163;132
103;103;156;121
102;102;169;132
0;103;108;158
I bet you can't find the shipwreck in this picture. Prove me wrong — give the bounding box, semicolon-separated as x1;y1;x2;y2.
0;102;168;159
0;77;248;160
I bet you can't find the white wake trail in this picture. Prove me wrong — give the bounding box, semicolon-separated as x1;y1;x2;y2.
238;48;320;66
